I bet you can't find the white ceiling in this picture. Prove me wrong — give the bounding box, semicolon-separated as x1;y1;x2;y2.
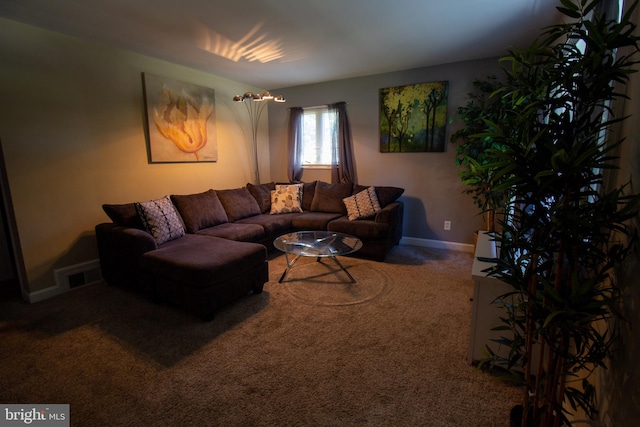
0;0;562;89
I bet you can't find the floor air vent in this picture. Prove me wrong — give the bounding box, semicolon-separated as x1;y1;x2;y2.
53;259;102;290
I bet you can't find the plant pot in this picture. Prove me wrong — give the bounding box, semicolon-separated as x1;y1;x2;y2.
509;405;531;427
510;405;561;427
473;230;479;253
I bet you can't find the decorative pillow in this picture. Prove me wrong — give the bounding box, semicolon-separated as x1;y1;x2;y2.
352;185;405;208
216;188;261;222
270;186;303;214
310;181;353;213
343;186;382;221
135;196;185;244
246;182;276;213
170;190;228;233
276;183;303;202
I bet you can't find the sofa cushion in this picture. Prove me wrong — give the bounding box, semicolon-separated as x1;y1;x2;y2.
327;216;389;240
343;186;382;221
140;234;266;287
102;203;144;229
246;182;276;214
291;212;344;230
217;188;261;222
310;181;353;214
171;190;228;233
353;185;404;208
302;181;317;211
195;222;265;242
236;213;300;237
135;196;185;244
270;185;303;214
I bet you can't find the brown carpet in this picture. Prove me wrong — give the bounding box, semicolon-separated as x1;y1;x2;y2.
0;245;521;426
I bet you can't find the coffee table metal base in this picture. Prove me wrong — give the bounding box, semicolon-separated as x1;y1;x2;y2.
279;254;356;284
274;231;363;284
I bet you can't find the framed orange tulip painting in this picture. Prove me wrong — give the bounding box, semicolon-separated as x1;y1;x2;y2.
142;72;218;163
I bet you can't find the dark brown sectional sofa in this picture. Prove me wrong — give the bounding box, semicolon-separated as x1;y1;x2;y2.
95;180;404;320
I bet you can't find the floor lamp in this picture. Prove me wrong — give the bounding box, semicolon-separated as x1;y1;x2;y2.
232;91;285;184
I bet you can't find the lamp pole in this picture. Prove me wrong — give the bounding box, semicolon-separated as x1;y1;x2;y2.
233;92;285;184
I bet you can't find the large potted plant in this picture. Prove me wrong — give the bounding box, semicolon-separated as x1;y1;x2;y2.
451;77;511;232
468;0;640;425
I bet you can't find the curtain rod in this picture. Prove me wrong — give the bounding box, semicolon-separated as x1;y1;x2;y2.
288;102;348;110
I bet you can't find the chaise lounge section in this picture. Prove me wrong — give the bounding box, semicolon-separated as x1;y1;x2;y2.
95;181;404;319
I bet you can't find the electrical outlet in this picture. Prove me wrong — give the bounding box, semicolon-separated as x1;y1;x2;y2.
444;220;451;230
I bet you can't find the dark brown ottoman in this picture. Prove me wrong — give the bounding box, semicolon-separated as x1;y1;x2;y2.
139;234;268;320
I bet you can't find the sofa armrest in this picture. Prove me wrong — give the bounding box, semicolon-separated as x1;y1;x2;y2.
95;223;157;287
375;201;404;246
375;201;401;224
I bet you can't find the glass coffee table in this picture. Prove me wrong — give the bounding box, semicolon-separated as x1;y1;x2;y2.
273;231;363;283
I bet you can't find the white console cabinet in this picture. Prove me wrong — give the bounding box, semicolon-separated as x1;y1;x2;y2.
467;232;512;365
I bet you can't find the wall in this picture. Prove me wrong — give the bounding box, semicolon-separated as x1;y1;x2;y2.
267;58;501;246
0;18;268;298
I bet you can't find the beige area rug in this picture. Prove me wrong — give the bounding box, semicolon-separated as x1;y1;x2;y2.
279;257;391;306
0;245;522;426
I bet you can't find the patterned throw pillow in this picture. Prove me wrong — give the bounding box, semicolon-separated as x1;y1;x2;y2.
343;186;382;221
135;196;185;244
276;183;303;202
270;186;303;214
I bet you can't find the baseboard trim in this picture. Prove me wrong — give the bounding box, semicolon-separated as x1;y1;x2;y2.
25;242;470;303
400;236;474;253
28;284;67;303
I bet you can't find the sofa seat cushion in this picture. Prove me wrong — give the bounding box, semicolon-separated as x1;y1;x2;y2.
171;190;228;233
195;222;265;242
327;217;389;240
140;235;266;288
236;213;300;236
291;212;344;230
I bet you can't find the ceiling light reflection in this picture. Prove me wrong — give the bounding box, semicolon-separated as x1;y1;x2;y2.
199;21;284;63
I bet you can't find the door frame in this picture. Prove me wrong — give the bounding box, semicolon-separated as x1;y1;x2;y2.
0;138;28;300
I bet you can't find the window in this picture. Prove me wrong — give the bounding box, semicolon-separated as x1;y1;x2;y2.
301;106;336;167
287;101;354;184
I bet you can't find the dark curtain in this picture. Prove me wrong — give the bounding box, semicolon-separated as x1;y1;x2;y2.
329;102;357;184
287;107;304;183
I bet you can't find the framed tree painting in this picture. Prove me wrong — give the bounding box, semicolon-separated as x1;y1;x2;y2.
142;72;218;163
379;81;449;153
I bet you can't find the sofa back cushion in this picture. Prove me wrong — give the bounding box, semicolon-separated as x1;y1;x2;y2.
102;203;144;229
246;182;276;213
302;181;317;211
217;188;261;222
310;181;353;214
353;185;404;208
171;190;228;233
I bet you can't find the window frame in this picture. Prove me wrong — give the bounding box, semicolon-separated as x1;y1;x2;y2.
300;105;335;169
